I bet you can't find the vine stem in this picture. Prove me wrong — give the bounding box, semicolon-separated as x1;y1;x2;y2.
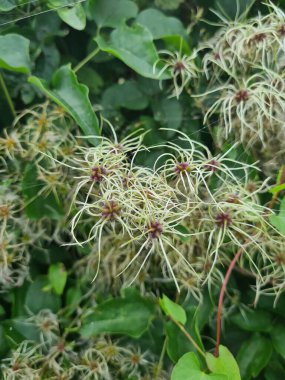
74;47;100;73
214;243;247;357
154;337;167;380
215;186;278;356
0;71;16;118
170;316;206;358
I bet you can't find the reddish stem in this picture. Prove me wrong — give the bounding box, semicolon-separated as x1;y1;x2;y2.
214;244;245;357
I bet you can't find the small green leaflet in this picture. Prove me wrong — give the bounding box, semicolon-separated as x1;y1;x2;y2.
160;294;187;325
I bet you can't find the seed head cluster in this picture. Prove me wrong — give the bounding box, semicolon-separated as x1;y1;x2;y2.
64;126;284;298
198;2;285;173
2;4;285;375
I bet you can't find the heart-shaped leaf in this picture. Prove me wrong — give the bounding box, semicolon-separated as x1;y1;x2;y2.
88;0;138;28
57;3;86;30
25;277;61;314
171;352;227;380
80;291;155;338
206;346;241;380
29;65;100;145
102;81;149;112
0;34;31;73
137;8;185;39
96;24;170;79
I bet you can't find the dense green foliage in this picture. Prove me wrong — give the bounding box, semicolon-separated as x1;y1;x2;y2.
1;1;285;379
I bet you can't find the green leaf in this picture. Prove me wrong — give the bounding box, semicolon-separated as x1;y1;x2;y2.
271;323;285;359
47;0;69;7
102;81;149;112
155;0;184;10
25;277;61;314
0;305;5;317
36;44;60;81
166;321;194;362
48;0;86;30
12;285;29;317
174;225;191;243
80;291;155;338
22;162;64;220
265;365;285;380
160;294;187;325
230;310;272;332
57;3;86;30
78;67;103;95
153;97;183;132
96;24;169;79
137;9;185;39
206;346;241;380
171;352;227;380
66;287;82;310
162;35;191;56
0;0;17;11
166;297;209;362
88;0;138;28
2;320;26;348
0;325;9;357
48;263;67;296
269;197;285;236
269;183;285;194
0;34;31;73
237;334;273;380
2;319;40;343
29;65;100;145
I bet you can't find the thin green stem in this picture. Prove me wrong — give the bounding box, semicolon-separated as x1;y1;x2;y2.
74;47;100;73
0;71;16;118
170;316;206;358
155;337;168;380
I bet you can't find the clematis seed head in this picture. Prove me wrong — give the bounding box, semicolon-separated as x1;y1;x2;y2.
215;212;232;228
148;221;163;239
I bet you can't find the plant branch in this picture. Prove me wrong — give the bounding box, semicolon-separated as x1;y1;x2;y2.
214;243;247;357
155;337;167;380
170;316;206;358
74;47;100;73
0;71;16;118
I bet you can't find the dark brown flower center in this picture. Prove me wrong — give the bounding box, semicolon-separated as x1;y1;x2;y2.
278;24;285;36
235;90;249;103
204;159;219;172
215;212;232;228
249;33;266;44
0;205;9;218
101;200;121;220
131;354;140;365
275;253;285;266
174;61;185;73
148;221;163;239
90;166;107;182
175;162;191;174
